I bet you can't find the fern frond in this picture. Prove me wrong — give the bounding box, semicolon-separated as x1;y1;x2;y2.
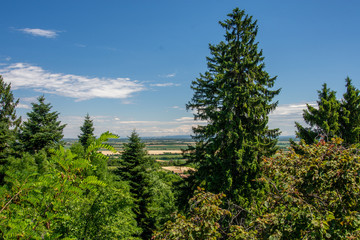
86;131;118;154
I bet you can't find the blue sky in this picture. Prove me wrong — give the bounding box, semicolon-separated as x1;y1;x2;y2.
1;0;360;137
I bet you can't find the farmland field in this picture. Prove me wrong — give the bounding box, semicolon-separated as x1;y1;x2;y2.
64;136;295;176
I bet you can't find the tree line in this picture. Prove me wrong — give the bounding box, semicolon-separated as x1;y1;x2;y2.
1;7;360;239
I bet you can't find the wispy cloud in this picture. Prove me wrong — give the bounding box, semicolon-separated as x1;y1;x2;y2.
18;28;59;38
16;96;38;109
16;103;31;109
150;83;180;87
170;106;185;110
268;102;316;135
21;97;38;102
59;115;205;138
158;73;176;78
0;56;12;62
0;63;145;101
165;73;176;78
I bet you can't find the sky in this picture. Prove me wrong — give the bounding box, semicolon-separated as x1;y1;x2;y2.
1;0;360;138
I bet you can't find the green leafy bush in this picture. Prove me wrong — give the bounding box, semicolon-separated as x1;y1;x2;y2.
249;138;360;239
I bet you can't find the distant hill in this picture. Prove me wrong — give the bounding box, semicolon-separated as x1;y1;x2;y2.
64;135;295;142
278;135;298;141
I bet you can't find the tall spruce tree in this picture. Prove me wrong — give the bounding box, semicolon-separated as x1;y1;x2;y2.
0;76;21;183
186;8;280;207
295;84;340;144
78;113;95;149
339;77;360;145
0;76;21;158
116;130;154;239
19;96;66;153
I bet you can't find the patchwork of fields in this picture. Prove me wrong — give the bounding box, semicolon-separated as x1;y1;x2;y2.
65;136;294;176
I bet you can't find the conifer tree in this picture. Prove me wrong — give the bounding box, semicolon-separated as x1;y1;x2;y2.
186;8;280;207
19;96;66;153
339;77;360;145
0;76;21;183
78;113;95;149
0;76;21;158
116;130;154;239
295;84;340;144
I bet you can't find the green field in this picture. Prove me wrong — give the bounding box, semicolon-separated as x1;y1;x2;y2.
64;136;295;169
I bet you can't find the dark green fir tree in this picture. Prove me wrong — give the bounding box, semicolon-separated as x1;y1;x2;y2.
185;8;280;208
0;76;21;183
19;96;66;153
78;113;95;149
295;83;340;144
339;77;360;145
116;130;154;239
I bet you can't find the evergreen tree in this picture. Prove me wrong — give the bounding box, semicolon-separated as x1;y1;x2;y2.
0;76;21;183
339;77;360;145
186;8;280;207
19;96;66;153
116;130;154;239
295;84;340;144
78;113;95;149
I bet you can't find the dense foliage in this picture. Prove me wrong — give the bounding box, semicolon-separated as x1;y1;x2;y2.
116;131;178;239
156;139;360;239
0;133;141;239
153;188;231;240
185;8;280;208
18;96;66;153
240;138;360;239
0;75;21;184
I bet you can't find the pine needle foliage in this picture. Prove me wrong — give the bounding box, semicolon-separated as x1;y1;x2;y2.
116;130;155;239
78;113;95;149
19;96;66;153
0;75;21;183
185;8;280;207
295;84;340;144
295;78;360;146
339;77;360;145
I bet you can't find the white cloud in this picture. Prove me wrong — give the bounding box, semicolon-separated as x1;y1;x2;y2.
165;73;176;78
150;83;180;87
21;97;38;102
59;115;205;138
176;117;196;122
16;103;31;109
0;63;145;101
170;106;185;110
18;28;58;38
59;102;314;138
268;102;316;135
159;73;176;78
